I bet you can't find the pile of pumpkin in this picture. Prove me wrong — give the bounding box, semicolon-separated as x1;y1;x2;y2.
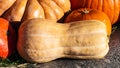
0;0;120;63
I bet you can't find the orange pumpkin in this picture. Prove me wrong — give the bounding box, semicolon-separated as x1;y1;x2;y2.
65;8;111;36
70;0;120;24
0;18;16;59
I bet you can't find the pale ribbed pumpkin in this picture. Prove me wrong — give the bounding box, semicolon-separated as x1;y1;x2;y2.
0;0;70;22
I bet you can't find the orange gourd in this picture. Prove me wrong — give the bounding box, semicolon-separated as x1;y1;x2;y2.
70;0;120;24
0;18;16;59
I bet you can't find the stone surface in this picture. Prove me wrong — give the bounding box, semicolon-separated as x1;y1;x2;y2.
19;23;120;68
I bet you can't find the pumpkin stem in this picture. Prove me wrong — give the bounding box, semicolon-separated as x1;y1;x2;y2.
83;9;89;13
78;9;90;14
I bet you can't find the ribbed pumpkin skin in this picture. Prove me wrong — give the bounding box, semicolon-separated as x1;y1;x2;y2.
70;0;120;24
0;0;70;22
65;8;112;36
0;0;16;16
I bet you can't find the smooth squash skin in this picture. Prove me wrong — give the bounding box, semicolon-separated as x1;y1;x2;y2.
17;19;109;63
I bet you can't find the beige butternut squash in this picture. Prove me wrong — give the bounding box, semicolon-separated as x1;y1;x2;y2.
17;19;109;63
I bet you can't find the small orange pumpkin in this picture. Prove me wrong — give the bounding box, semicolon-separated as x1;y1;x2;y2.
70;0;120;24
65;8;112;35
